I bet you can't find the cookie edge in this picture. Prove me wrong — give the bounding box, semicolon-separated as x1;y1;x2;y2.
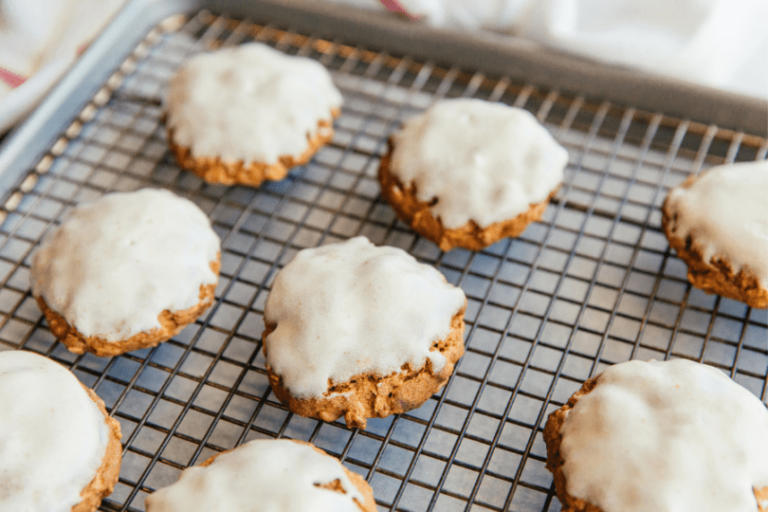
36;257;220;357
379;138;559;251
263;305;466;429
661;175;768;309
72;384;123;512
167;108;340;187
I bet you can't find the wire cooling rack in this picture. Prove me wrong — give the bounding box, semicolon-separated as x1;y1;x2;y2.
0;10;766;512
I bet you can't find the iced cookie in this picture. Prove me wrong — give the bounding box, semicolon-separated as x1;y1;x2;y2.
662;160;768;308
543;359;768;512
379;98;568;251
0;350;122;512
30;188;221;357
145;439;376;512
263;236;466;429
165;42;343;186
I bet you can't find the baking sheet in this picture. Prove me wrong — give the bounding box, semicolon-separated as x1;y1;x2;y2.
0;7;765;512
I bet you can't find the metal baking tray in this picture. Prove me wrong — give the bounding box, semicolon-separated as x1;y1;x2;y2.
0;1;766;511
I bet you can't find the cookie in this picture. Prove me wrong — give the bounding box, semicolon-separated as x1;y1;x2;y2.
145;439;376;511
543;359;768;512
30;188;221;357
263;236;466;429
0;350;122;512
379;98;568;251
165;42;343;186
662;160;768;308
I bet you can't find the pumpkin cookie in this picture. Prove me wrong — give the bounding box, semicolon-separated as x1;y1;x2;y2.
263;236;467;429
145;439;375;511
662;160;768;308
379;98;567;251
165;42;343;186
0;350;122;512
30;188;221;357
543;359;768;512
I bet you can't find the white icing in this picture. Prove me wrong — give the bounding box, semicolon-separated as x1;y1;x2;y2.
165;42;343;165
30;188;220;341
560;359;768;512
145;439;364;512
263;236;466;398
390;98;568;229
0;350;109;511
666;160;768;284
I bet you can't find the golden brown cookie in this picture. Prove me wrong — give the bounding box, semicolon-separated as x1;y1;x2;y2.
662;163;768;309
262;236;467;429
164;43;343;188
35;258;219;358
378;99;567;252
543;360;768;512
145;438;375;511
74;386;123;512
264;307;465;429
0;350;122;512
30;189;222;357
379;140;558;251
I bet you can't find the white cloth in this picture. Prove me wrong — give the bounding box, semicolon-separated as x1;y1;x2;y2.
334;0;768;99
0;0;125;133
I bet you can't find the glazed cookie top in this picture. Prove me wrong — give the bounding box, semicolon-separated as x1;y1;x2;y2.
30;188;220;341
165;42;343;165
665;159;768;283
389;98;568;229
264;236;466;398
145;439;363;512
560;359;768;512
0;350;110;511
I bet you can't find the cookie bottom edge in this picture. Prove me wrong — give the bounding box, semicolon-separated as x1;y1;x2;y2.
168;109;340;187
264;307;466;429
378;140;558;252
36;258;221;357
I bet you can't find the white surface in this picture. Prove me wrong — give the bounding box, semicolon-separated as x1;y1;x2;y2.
145;439;364;512
165;42;343;165
0;0;125;133
390;98;567;229
560;359;768;512
263;236;466;398
665;160;768;284
0;350;109;512
330;0;768;99
30;188;220;341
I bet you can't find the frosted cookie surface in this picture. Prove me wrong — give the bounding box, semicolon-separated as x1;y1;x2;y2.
30;188;220;352
263;236;466;428
663;160;768;307
389;98;567;230
165;42;342;166
545;359;768;512
145;439;374;512
264;236;465;398
0;350;111;511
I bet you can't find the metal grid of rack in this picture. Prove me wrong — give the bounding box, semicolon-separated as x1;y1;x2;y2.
0;10;766;512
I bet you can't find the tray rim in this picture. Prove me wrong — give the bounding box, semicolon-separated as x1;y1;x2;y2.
0;0;766;201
